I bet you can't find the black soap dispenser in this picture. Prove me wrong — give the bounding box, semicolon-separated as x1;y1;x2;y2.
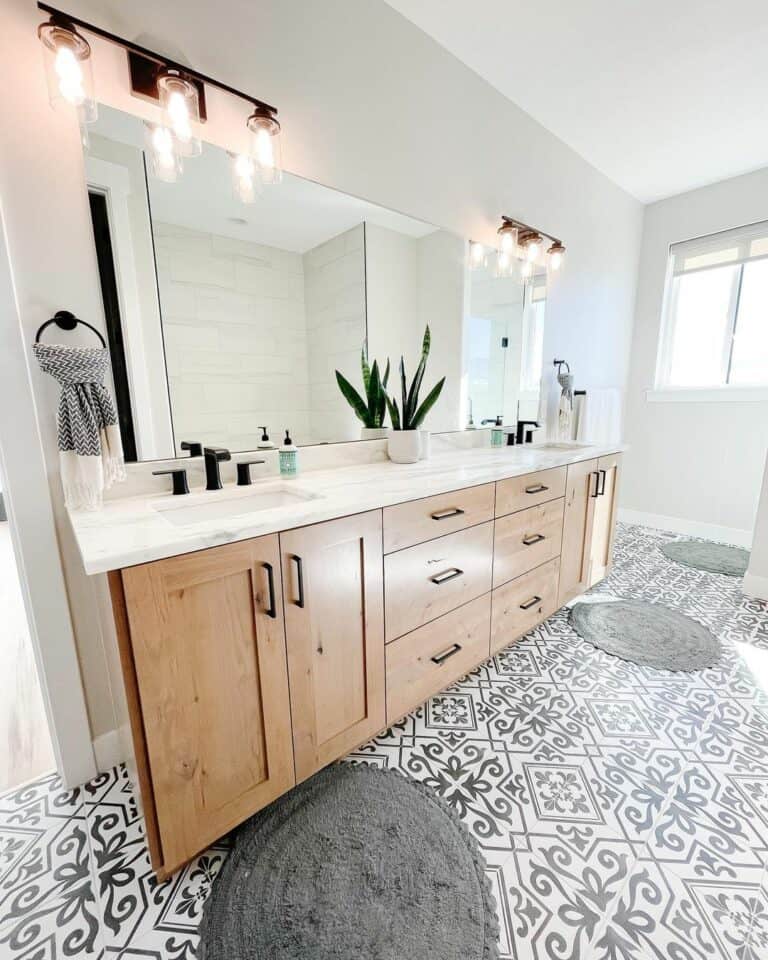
257;426;275;450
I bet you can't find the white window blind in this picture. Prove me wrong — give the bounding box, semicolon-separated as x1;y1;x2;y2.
657;220;768;389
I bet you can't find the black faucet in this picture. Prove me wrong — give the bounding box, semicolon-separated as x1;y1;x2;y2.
203;446;231;490
516;420;539;444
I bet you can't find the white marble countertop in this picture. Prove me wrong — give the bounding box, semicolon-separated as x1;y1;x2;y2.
69;442;625;574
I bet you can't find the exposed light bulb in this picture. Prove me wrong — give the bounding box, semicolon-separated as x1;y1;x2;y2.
167;90;191;142
54;45;85;105
547;241;565;272
247;107;283;184
231;152;260;204
497;221;519;256
526;238;541;262
38;19;97;123
158;71;201;157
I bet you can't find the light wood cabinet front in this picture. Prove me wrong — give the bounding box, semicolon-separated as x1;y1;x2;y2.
386;595;491;724
491;558;560;655
120;535;294;875
493;499;564;588
384;522;494;642
383;483;495;553
589;453;622;585
495;466;567;517
281;511;385;782
558;459;599;605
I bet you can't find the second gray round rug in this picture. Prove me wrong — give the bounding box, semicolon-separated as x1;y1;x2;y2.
660;539;750;577
200;763;499;960
570;599;720;671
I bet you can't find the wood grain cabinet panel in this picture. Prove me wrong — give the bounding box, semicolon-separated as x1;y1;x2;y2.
120;535;295;875
281;511;385;782
491;558;560;655
493;499;564;588
589;453;622;586
495;467;567;517
383;483;495;553
558;459;599;605
386;595;491;724
384;522;494;642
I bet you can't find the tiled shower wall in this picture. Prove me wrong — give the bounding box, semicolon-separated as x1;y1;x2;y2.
155;222;366;451
154;222;311;452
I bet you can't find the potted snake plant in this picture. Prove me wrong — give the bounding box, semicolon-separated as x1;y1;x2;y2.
386;326;445;463
335;346;391;440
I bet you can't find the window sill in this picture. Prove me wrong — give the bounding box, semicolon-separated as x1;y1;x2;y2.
647;386;768;403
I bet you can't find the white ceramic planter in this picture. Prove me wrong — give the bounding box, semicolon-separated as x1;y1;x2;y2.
387;430;421;463
419;430;431;459
360;427;389;440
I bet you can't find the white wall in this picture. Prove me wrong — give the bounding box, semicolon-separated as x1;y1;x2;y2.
622;166;768;545
0;0;642;764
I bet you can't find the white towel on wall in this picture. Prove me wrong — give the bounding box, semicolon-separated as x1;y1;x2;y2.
576;388;623;444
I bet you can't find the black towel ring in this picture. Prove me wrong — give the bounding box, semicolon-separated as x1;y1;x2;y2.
35;310;107;348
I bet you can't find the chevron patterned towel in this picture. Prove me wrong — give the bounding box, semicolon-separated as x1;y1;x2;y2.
33;342;125;510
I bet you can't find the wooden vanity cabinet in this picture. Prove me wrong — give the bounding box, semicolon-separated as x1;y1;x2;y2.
280;511;385;783
114;535;295;877
589;453;622;585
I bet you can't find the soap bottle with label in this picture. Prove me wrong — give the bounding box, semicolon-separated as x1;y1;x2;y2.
279;430;298;476
491;416;504;447
257;426;275;450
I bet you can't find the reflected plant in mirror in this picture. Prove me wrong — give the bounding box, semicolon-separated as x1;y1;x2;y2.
335;346;391;440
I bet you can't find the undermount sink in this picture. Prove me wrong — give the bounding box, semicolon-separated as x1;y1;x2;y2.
154;486;321;527
536;442;592;450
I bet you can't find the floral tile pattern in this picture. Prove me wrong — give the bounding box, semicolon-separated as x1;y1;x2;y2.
1;524;768;959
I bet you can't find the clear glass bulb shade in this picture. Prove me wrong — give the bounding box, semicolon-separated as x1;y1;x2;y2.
144;123;183;183
158;72;202;158
469;241;486;269
247;111;282;184
230;153;261;204
547;244;565;272
525;238;541;262
498;225;518;254
38;22;97;123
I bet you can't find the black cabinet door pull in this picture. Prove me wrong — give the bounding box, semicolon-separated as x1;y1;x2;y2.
261;562;277;619
522;533;545;546
430;507;465;520
291;555;305;608
591;471;601;498
519;595;543;610
430;567;463;585
598;469;607;496
525;484;548;494
431;643;462;665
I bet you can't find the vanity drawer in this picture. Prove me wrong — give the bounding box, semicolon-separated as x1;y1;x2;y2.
386;594;491;724
383;483;495;553
491;558;560;655
495;467;567;517
384;521;494;642
493;499;564;588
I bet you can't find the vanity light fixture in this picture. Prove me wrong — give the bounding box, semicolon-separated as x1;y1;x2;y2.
547;240;566;272
247;105;283;184
498;215;566;276
37;13;96;123
497;220;519;254
521;231;543;262
157;68;202;157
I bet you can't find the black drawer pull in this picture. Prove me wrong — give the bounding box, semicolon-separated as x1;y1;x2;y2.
591;470;601;498
522;533;545;546
431;507;465;520
291;554;305;608
525;484;548;494
431;643;462;665
598;469;607;496
519;595;542;611
262;562;277;619
430;567;463;585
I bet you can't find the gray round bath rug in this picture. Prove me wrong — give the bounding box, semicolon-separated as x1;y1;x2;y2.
570;599;720;671
660;539;750;577
199;762;499;960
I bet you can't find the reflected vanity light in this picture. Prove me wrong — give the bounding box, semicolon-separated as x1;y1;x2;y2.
144;123;182;183
37;14;97;123
230;152;261;203
157;69;202;157
469;241;486;269
495;249;514;278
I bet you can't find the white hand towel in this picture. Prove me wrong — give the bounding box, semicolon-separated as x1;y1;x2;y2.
576;388;623;444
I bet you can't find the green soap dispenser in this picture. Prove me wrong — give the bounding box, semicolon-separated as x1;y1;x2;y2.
279;429;298;476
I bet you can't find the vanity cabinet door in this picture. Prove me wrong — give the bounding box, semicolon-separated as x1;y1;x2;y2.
120;535;294;875
281;511;385;782
589;453;622;586
558;459;599;604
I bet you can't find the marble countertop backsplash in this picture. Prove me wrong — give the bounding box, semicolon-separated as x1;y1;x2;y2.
70;435;625;574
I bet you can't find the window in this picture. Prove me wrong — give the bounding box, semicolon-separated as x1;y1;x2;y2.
656;221;768;390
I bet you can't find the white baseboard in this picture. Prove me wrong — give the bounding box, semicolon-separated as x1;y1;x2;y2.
617;508;752;548
743;572;768;602
92;729;126;773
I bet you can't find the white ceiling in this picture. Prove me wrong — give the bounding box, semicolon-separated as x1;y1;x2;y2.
92;106;435;250
385;0;768;203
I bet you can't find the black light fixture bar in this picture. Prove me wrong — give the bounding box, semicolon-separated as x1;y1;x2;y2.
37;2;278;116
501;215;562;246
